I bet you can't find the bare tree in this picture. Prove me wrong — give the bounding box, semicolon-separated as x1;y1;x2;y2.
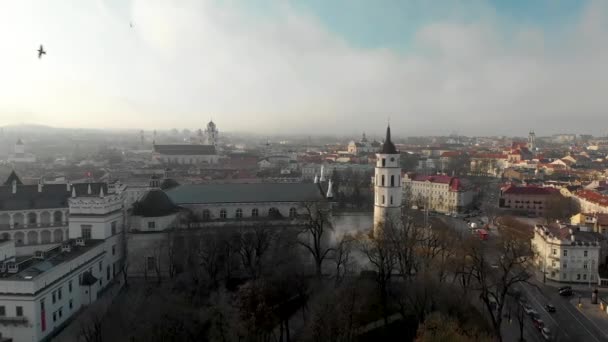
332;234;354;287
463;231;533;341
299;202;334;278
237;225;275;279
78;314;103;342
356;228;397;326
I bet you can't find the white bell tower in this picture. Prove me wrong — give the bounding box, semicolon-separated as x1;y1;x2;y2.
373;125;402;237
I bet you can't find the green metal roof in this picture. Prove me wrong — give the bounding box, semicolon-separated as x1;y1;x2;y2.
166;183;325;204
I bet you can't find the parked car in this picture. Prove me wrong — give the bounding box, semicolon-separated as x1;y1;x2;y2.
532;317;545;330
545;304;556;313
523;306;536;316
559;288;573;296
558;286;572;292
541;327;552;341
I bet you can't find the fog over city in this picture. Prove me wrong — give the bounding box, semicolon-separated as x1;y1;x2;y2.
1;0;608;135
2;2;608;342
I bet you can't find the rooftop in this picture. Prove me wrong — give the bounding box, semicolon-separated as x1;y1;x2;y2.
575;190;608;207
0;182;109;211
502;185;559;196
166;183;326;204
154;144;216;156
4;239;104;281
132;189;181;217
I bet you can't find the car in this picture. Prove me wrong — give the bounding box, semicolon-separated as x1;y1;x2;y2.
558;286;572;292
523;306;536;315
545;304;556;312
532;317;545;330
559;289;573;296
541;327;552;341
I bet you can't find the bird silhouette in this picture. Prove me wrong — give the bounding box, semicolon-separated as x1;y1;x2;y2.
37;44;46;59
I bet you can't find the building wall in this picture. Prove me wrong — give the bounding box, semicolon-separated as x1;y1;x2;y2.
500;193;553;216
158;154;218;165
131;214;178;232
403;179;475;213
532;230;600;283
179;202;303;221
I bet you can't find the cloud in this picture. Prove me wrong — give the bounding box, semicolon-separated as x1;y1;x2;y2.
0;0;607;137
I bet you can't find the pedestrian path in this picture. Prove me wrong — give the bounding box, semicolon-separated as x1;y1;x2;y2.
569;296;608;339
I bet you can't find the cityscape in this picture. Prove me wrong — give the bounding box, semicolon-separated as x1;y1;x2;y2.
2;1;608;342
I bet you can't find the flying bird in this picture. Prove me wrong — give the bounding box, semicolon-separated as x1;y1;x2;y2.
37;45;46;59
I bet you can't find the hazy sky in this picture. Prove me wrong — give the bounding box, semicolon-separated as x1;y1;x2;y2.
1;0;607;137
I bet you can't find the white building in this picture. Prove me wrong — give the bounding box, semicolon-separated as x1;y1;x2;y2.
0;181;125;342
347;133;381;155
373;126;402;236
153;144;219;165
403;174;477;213
7;139;36;163
531;224;606;284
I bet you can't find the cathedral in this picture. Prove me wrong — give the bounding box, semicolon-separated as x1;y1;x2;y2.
373;125;402;236
153;120;220;165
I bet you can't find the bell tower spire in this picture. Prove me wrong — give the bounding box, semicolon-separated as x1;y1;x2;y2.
373;124;401;237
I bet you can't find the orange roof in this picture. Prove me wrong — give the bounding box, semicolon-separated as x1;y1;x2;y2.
575;190;608;206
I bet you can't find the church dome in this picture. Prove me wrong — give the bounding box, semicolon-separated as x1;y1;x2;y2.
132;189;180;217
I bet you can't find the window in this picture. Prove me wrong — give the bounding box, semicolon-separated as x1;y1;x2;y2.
98;261;103;272
0;306;4;316
69;280;72;293
382;158;386;167
390;175;395;187
235;208;243;218
69;299;73;310
289;207;297;218
577;274;581;280
111;221;117;235
16;306;23;317
112;245;116;256
584;262;588;269
584;250;588;257
563;250;568;257
390;196;393;205
552;249;557;255
220;209;227;219
52;291;56;304
53;312;56;322
583;274;587;280
147;221;156;229
382;195;385;204
58;307;62;318
381;175;385;186
81;225;92;240
107;265;110;281
563;263;567;269
147;256;156;271
58;287;62;300
552;260;556;267
202;210;211;220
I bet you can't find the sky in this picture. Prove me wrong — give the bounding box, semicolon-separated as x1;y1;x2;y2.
0;0;607;137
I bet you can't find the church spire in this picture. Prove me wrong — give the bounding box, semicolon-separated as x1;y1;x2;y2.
381;125;397;154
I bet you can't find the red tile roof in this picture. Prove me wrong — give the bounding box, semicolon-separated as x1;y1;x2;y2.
502;185;559;195
575;190;608;207
473;153;508;159
440;151;463;158
411;175;466;191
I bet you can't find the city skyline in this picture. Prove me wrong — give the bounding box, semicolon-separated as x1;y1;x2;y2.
1;0;607;135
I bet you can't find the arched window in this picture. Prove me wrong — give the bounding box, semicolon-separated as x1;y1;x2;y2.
202;210;211;221
53;211;63;224
220;209;227;219
381;175;385;186
391;175;395;187
269;208;280;218
289;207;297;218
28;212;37;225
236;208;243;218
251;208;259;217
